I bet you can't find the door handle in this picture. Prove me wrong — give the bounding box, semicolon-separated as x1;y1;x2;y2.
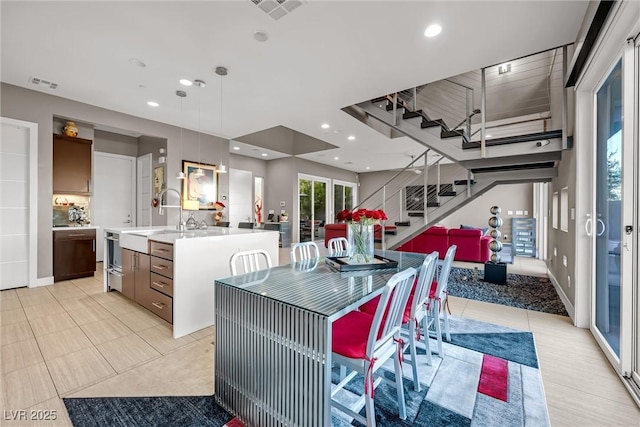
584;214;592;236
596;218;606;237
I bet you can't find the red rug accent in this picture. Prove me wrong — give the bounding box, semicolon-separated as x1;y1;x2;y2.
224;417;245;427
478;354;508;401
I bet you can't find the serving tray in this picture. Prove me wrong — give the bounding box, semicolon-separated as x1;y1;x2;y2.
325;255;399;272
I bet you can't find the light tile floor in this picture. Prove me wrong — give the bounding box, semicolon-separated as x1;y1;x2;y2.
0;251;638;426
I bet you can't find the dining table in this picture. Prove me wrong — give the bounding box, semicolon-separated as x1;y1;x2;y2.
213;249;427;427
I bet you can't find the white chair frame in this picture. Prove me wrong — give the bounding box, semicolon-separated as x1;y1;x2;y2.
229;249;273;276
401;251;439;392
327;237;349;256
427;245;456;355
331;267;416;427
290;241;320;262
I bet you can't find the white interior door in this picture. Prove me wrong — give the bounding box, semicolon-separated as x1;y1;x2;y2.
94;152;136;261
137;154;152;227
228;169;252;227
0;118;37;289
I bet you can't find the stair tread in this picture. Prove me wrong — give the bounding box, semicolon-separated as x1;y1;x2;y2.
454;179;476;186
438;191;457;197
407;212;425;217
395;221;411;227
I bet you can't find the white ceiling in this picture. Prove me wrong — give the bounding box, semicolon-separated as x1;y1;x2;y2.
1;0;589;172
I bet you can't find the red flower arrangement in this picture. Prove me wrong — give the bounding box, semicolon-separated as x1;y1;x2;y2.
336;208;387;225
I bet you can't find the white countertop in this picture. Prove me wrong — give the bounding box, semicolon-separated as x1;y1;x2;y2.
52;225;101;231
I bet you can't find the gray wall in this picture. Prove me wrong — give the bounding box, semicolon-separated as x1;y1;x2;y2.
1;83;229;280
547;143;577;304
94;130;138;157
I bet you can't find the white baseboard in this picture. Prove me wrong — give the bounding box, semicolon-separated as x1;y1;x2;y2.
33;276;54;287
547;269;575;322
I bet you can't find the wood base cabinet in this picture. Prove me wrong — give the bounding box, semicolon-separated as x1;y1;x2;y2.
53;229;96;282
121;249;150;301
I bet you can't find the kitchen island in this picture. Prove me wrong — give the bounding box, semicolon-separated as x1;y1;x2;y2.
103;226;279;338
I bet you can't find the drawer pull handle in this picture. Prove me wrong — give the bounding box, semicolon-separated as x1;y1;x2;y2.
152;281;166;288
69;233;87;237
152;264;168;270
152;302;166;309
155;248;170;252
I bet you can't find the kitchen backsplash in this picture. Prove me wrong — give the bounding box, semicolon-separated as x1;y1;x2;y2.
52;194;91;226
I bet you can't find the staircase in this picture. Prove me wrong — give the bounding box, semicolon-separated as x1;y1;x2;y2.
345;46;570;249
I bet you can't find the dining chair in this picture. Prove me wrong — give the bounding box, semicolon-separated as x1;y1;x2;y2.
428;244;457;356
358;252;439;391
229;249;273;276
290;241;320;262
402;251;438;391
327;237;349;256
331;267;416;427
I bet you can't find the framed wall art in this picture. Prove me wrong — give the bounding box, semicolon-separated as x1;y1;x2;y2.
182;160;218;210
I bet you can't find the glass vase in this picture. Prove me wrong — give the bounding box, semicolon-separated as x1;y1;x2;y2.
347;223;374;264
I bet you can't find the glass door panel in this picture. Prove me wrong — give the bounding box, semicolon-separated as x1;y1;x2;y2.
594;60;622;356
299;177;329;242
299;178;313;242
333;182;356;218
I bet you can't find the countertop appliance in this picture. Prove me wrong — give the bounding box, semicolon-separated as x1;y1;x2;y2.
105;231;123;291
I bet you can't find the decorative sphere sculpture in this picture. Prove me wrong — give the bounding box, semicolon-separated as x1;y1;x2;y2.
488;206;502;263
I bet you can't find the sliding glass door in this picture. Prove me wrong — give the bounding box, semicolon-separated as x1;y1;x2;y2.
594;60;623;357
333;180;356;218
298;175;329;243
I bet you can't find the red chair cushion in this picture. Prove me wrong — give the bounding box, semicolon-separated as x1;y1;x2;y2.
332;310;375;359
429;280;438;299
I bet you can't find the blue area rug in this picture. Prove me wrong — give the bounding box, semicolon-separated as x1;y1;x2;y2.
63;318;549;427
446;267;568;316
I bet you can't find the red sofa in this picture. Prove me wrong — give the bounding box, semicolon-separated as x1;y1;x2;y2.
396;225;491;263
324;223;396;247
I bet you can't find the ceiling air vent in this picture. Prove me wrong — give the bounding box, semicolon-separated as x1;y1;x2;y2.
29;76;58;89
251;0;304;21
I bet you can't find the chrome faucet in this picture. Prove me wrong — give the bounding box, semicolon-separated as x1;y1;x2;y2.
158;188;186;231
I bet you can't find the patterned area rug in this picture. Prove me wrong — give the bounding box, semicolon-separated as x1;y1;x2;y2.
63;317;549;427
446;267;568;316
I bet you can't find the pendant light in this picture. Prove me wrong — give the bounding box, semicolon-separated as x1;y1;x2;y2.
176;90;187;180
216;66;228;174
193;79;206;177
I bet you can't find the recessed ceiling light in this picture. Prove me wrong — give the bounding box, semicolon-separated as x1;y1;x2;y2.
261;153;268;157
232;146;240;150
348;135;356;141
365;166;371;170
179;79;193;86
321;123;330;129
147;101;159;107
334;156;339;160
129;58;146;67
424;24;442;38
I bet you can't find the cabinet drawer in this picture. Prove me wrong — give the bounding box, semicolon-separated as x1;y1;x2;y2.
54;229;96;240
150;272;173;297
142;289;173;324
150;256;173;278
150;241;173;260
